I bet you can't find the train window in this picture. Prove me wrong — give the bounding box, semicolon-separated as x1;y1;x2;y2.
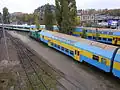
108;38;112;41
70;51;74;55
58;45;60;49
101;58;106;64
65;49;69;53
109;32;113;35
61;47;64;50
51;42;53;46
103;32;107;34
117;49;120;54
75;50;77;55
103;38;106;41
98;37;101;40
78;51;80;56
54;44;57;47
88;36;92;39
93;55;99;61
98;31;102;34
42;36;44;39
89;30;92;33
93;37;96;40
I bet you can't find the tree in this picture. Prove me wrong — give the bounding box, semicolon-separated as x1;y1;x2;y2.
34;14;40;30
55;0;63;31
75;16;80;26
55;0;77;34
61;0;70;34
95;28;100;41
81;28;87;38
3;7;10;24
44;3;54;31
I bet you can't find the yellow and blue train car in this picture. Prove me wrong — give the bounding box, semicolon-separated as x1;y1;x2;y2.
30;30;120;78
73;27;120;45
113;50;120;77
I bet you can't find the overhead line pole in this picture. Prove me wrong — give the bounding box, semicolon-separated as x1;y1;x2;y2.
0;13;10;61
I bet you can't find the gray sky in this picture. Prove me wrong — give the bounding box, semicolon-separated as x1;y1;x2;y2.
0;0;120;13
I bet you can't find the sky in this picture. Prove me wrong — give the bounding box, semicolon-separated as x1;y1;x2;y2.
0;0;120;13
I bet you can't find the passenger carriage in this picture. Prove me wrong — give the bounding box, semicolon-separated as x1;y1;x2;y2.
37;30;120;78
73;27;120;45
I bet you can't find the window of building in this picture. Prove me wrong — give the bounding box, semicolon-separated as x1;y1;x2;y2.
93;55;99;61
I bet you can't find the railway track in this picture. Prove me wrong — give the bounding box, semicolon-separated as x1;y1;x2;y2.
6;31;86;90
6;32;68;90
0;29;3;40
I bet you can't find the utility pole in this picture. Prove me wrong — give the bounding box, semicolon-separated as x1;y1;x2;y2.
0;12;10;61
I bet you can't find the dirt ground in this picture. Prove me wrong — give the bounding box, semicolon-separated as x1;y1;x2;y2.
0;29;68;90
0;29;120;90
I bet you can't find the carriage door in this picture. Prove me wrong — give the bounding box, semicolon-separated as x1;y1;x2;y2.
48;39;51;46
113;37;118;45
75;50;80;61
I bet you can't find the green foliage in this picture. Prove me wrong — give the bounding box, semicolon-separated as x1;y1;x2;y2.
85;22;92;27
44;3;54;31
55;0;63;31
3;7;10;24
61;0;70;34
55;0;77;34
34;14;40;30
95;29;100;40
75;16;80;26
81;28;87;38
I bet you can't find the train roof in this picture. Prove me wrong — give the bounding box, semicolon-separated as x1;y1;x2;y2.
81;27;120;32
40;30;118;59
52;31;117;50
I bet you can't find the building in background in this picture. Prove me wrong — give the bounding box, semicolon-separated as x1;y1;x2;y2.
10;12;26;24
34;5;55;24
77;9;120;27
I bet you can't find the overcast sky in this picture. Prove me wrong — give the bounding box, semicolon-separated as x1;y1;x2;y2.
0;0;120;13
